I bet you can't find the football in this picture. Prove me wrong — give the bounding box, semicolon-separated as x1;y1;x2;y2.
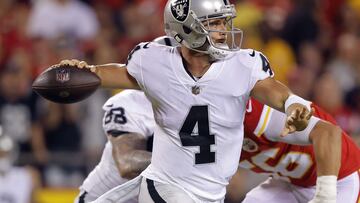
32;65;101;103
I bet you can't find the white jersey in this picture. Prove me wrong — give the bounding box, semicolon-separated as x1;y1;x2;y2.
80;90;155;199
0;167;33;203
126;43;273;202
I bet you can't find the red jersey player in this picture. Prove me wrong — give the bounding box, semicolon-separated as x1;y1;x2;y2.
240;98;360;203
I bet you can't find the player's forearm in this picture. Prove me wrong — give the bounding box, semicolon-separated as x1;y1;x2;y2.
93;63;140;89
251;78;290;112
310;121;342;176
309;121;341;203
115;150;151;179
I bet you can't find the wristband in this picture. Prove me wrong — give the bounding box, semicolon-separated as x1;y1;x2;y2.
314;175;337;199
284;95;312;112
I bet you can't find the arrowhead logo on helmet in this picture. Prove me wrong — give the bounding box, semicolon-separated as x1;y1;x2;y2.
170;0;190;22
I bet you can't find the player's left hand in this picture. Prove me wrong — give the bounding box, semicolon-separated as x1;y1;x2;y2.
281;104;314;137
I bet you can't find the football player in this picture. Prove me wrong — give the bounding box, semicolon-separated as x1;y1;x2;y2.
74;90;155;203
240;99;360;203
57;0;315;202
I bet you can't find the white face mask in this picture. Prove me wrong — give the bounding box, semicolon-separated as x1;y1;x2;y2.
0;157;12;173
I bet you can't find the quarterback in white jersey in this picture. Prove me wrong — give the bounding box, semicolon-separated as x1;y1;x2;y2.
57;0;314;201
75;90;155;203
126;42;275;202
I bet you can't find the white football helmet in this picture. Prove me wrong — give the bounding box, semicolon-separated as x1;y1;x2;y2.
164;0;243;59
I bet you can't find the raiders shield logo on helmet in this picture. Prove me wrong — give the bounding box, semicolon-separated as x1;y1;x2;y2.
170;0;190;22
56;69;70;83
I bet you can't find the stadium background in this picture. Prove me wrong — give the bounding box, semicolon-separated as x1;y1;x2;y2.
0;0;359;202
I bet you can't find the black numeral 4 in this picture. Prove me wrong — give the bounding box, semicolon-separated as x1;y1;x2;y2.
179;106;215;164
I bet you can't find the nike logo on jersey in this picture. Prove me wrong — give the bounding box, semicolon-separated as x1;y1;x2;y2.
249;50;255;57
105;104;114;108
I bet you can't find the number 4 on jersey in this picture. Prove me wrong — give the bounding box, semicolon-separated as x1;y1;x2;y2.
260;53;274;76
179;106;215;164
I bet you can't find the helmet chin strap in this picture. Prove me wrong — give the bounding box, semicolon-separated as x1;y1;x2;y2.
183;38;232;60
207;43;233;60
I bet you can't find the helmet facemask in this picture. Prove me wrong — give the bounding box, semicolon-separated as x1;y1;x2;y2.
200;12;243;60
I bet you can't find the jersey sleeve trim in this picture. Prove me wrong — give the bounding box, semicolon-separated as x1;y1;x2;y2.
126;44;146;90
254;105;273;137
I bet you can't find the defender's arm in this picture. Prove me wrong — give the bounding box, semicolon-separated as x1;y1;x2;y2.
309;121;342;177
308;121;341;203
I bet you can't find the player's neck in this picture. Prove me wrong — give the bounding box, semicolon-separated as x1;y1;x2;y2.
180;47;212;78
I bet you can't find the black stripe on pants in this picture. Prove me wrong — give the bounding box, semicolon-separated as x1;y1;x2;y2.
146;179;167;203
78;191;88;203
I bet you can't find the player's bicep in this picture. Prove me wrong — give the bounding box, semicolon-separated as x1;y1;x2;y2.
264;109;319;145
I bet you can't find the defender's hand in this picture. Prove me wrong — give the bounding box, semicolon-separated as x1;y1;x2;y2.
281;104;314;137
59;59;96;72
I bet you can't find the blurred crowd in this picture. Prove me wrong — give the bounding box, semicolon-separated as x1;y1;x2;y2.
0;0;359;201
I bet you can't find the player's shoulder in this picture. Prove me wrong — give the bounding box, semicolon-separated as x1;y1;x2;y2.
229;49;273;78
229;49;267;67
132;41;176;57
103;90;146;110
126;41;177;67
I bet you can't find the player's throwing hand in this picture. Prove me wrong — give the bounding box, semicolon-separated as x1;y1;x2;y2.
60;59;96;72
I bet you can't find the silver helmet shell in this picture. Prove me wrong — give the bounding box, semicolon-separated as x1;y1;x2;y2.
164;0;243;59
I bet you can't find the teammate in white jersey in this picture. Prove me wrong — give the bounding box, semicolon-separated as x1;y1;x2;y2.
0;127;41;203
74;90;155;203
56;0;315;202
